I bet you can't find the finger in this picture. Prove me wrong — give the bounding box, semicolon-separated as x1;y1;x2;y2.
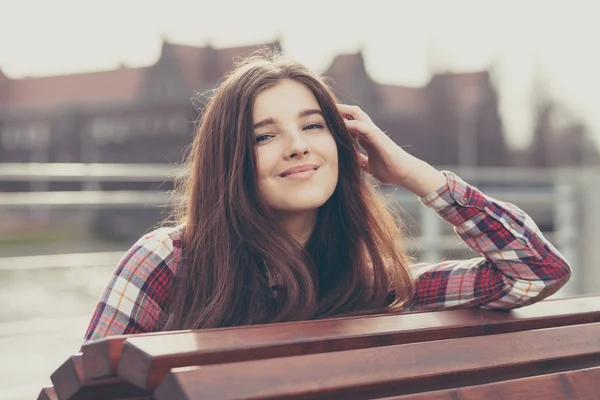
344;119;376;139
357;152;369;166
357;153;372;173
337;104;373;123
345;120;380;152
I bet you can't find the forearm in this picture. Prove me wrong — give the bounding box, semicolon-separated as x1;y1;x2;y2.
409;172;572;310
392;157;447;198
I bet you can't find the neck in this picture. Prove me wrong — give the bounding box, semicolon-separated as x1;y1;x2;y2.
276;209;317;247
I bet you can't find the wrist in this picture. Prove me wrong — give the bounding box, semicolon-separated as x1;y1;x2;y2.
393;159;447;198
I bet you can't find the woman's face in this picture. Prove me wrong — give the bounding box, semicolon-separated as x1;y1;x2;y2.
252;79;339;214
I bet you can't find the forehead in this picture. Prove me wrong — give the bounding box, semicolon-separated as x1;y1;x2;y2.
253;79;321;120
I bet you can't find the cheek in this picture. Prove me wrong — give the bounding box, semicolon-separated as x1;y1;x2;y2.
323;135;339;167
317;135;339;185
256;149;277;179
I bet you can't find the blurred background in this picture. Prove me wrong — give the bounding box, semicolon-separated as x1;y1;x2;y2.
1;0;599;398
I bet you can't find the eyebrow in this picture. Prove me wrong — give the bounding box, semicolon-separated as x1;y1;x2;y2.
253;109;324;130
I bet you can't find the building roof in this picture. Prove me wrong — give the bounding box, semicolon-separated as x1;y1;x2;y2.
1;40;279;111
167;43;209;90
378;83;426;115
165;41;279;90
0;42;489;115
428;70;489;109
6;67;147;110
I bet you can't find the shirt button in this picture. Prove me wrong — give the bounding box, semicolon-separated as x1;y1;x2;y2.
461;195;469;203
509;222;517;229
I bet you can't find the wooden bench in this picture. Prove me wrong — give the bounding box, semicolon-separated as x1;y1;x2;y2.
385;366;600;399
42;295;600;399
48;353;152;400
37;387;57;400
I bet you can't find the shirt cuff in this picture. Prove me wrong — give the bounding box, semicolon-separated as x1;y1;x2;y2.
418;171;486;212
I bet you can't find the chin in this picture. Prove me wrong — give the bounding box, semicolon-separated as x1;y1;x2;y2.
271;192;332;214
261;179;337;214
278;199;328;213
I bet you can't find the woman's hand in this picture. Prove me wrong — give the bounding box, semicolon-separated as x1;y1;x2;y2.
338;104;447;198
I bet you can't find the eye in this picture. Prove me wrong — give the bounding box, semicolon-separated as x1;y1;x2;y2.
304;123;324;130
255;134;273;144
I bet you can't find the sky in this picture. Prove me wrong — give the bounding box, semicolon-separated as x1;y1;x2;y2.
0;0;599;149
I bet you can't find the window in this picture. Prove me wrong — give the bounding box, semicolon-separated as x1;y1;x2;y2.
1;121;50;150
90;117;130;144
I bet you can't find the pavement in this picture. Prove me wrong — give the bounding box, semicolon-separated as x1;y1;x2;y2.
0;264;115;400
0;248;583;399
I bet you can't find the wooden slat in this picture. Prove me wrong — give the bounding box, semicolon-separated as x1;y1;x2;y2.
50;354;83;400
50;353;151;400
81;330;190;380
153;322;600;400
385;365;600;399
118;295;600;389
37;386;57;400
81;339;114;380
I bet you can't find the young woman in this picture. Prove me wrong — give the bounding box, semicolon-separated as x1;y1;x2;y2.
84;51;571;342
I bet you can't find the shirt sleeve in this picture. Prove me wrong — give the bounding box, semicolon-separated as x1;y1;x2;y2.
408;171;572;311
83;227;181;342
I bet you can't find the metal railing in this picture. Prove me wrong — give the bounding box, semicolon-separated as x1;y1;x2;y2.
1;163;594;297
0;190;174;208
0;162;174;181
0;162;560;183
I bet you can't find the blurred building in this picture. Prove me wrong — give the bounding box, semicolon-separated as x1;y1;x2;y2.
0;40;508;168
1;40;598;296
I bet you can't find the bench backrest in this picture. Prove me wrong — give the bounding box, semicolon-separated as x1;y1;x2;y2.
49;353;151;400
385;365;600;400
117;295;600;389
153;322;600;399
45;295;600;399
36;387;57;400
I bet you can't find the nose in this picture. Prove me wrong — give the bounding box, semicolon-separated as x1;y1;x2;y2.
285;131;310;159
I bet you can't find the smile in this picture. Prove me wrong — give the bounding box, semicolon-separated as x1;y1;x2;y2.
280;167;319;180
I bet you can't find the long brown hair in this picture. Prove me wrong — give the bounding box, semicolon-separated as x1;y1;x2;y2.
158;50;414;331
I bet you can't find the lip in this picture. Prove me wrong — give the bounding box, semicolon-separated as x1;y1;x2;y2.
279;164;319;178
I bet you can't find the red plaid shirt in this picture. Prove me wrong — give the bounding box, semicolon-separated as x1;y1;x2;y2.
84;172;571;342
